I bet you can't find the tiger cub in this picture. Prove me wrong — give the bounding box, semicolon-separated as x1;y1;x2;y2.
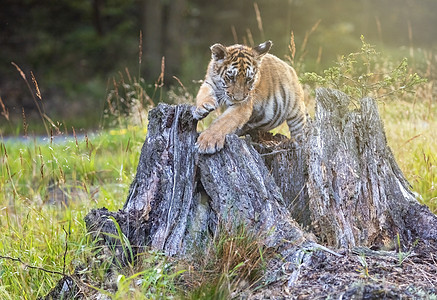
193;40;306;154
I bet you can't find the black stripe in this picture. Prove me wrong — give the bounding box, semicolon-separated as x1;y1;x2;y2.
279;84;288;118
289;93;298;114
218;65;226;77
288;114;305;134
248;108;265;125
272;97;279;125
279;84;287;102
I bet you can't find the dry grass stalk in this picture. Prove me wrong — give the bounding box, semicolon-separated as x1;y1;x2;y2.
253;2;264;41
156;56;165;88
139;30;143;66
72;126;79;149
172;76;188;94
246;29;254;47
301;19;321;53
375;16;382;43
11;62;51;136
30;71;42;100
44;114;60;135
288;31;296;63
39;146;44;179
125;67;132;83
0;96;9;121
231;25;238;44
407;20;414;57
11;62;26;80
21;107;28;137
316;46;323;65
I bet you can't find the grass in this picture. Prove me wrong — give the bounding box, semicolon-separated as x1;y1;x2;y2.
182;225;271;299
0;40;436;298
0;127;146;298
1;95;435;298
378;81;436;212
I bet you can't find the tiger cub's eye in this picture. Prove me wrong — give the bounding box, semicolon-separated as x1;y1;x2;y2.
225;70;235;82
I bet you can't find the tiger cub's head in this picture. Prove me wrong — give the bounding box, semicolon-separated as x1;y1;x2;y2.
210;41;272;103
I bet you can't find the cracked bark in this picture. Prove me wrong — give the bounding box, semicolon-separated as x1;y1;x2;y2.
50;88;437;299
85;88;437;261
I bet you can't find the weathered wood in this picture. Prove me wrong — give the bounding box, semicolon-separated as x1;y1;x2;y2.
307;88;437;248
85;104;314;262
198;134;309;248
86;104;208;258
50;88;437;299
84;89;437;258
122;104;204;257
252;133;310;228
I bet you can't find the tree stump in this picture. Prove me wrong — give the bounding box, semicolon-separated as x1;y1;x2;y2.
50;88;437;299
85;104;317;265
84;86;437;263
306;89;437;249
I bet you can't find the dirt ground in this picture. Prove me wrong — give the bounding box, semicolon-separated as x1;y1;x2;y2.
248;242;437;299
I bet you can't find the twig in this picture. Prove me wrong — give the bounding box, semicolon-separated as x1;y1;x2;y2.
260;149;291;156
415;265;435;287
173;76;188;95
0;255;64;276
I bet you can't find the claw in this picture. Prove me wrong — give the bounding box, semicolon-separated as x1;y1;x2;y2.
203;102;215;111
193;102;216;120
196;130;225;154
196;144;218;154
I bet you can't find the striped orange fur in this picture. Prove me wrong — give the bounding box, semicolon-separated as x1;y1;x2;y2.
193;41;306;154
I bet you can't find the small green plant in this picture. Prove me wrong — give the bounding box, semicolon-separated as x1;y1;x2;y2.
395;233;418;266
106;251;184;299
301;36;427;101
106;216;135;268
356;254;370;278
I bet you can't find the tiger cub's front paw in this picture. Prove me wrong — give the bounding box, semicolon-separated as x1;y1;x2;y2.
193;102;216;120
195;130;226;154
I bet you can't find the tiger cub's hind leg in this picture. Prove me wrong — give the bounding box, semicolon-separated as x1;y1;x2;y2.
286;113;307;148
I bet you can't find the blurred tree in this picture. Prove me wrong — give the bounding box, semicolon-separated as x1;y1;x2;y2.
92;0;104;36
142;0;187;83
0;0;436;130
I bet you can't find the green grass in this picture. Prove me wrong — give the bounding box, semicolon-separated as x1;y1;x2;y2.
0;42;436;297
380;89;437;212
1;94;435;298
0;127;147;298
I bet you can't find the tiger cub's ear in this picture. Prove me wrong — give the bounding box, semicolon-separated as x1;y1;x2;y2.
253;41;272;57
210;44;227;62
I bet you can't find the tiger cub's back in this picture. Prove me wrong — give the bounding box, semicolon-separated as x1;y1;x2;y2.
240;53;306;140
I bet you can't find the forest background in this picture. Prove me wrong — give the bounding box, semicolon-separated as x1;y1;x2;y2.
1;0;436;132
1;0;437;298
